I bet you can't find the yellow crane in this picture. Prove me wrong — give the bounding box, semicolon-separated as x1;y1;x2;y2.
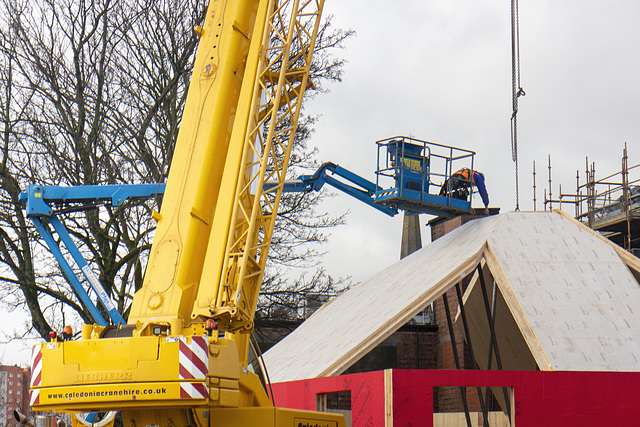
29;0;344;425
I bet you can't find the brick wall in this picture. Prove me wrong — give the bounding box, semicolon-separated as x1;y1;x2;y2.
396;327;439;370
429;210;499;242
0;365;32;427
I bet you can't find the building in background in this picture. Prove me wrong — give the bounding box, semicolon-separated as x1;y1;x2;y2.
0;365;32;427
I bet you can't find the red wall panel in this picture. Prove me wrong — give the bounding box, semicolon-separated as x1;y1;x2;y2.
273;369;640;427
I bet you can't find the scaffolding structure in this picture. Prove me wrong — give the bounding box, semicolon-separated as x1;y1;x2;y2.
536;143;640;252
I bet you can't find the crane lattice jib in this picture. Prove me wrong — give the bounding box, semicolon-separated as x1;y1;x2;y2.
190;0;325;332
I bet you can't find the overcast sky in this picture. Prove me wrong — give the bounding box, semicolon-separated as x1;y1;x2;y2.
2;0;640;366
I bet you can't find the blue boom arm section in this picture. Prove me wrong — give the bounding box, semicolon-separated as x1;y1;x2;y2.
19;184;165;326
267;137;479;226
265;162;398;216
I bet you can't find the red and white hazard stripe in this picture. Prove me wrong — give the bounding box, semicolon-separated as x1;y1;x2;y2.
29;389;40;406
31;345;42;388
30;345;42;406
178;336;208;380
179;382;208;399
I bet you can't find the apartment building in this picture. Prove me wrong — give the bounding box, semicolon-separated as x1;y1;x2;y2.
0;365;31;427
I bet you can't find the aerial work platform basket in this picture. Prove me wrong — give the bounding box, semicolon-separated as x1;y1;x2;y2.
373;136;477;217
271;136;480;218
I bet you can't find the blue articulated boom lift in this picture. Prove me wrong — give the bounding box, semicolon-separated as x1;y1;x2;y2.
270;136;479;218
21;137;478;329
23;137;478;324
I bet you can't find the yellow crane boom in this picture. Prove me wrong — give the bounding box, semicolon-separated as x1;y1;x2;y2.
29;0;344;425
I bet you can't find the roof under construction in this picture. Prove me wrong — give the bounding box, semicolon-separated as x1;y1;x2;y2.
263;210;640;383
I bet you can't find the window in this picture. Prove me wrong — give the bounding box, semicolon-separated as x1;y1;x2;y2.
9;373;13;378
8;398;12;403
16;382;20;387
17;373;21;378
8;389;12;394
16;390;20;394
8;381;12;385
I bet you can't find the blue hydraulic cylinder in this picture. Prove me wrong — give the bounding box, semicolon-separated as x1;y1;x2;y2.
49;215;124;326
31;217;108;327
267;162;398;216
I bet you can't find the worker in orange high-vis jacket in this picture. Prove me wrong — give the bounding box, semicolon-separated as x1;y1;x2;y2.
439;167;489;215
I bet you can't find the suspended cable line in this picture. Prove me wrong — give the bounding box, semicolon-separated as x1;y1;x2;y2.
510;0;525;211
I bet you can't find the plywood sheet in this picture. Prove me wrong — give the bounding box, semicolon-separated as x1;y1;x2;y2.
486;211;640;371
263;214;504;382
265;211;640;383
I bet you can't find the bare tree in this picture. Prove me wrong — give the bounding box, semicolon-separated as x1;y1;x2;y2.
0;0;353;340
0;0;207;338
259;16;359;324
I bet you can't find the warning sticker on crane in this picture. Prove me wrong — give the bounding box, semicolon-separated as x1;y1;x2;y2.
179;336;208;380
80;265;116;312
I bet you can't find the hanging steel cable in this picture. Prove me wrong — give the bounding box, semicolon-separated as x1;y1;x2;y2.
510;0;525;210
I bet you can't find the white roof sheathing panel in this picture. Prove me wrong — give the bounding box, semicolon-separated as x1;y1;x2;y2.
486;211;640;371
264;211;640;382
263;214;503;383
